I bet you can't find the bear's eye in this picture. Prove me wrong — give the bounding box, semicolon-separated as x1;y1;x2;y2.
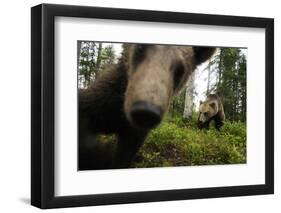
204;112;208;117
132;44;149;67
172;62;185;90
135;44;147;55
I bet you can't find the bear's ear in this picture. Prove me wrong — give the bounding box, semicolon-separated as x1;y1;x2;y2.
193;47;216;65
199;100;203;105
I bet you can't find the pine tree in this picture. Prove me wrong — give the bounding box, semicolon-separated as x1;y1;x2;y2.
211;48;247;121
78;42;117;88
183;72;195;119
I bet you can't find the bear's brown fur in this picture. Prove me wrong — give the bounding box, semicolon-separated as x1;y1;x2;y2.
198;94;225;130
79;44;216;170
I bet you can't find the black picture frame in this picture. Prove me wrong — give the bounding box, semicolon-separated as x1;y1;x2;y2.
31;3;274;209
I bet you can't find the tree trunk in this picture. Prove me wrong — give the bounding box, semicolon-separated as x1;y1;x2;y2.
77;41;82;72
95;43;103;78
218;48;223;88
183;71;195;119
77;41;82;87
206;59;211;95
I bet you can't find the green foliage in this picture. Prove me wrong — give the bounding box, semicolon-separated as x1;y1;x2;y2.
78;42;99;87
78;42;117;88
96;134;118;144
93;113;246;168
131;114;246;168
169;89;186;115
211;48;247;121
99;45;116;73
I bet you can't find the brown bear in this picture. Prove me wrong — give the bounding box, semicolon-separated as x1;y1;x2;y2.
79;44;216;170
198;94;225;130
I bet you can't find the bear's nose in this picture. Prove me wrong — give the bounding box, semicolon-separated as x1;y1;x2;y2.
130;101;163;129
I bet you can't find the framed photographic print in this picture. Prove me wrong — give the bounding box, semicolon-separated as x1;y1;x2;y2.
31;3;274;209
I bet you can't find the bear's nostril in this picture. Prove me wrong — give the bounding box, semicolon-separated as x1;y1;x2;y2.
130;101;163;129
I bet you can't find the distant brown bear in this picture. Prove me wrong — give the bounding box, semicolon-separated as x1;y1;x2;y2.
79;44;216;170
198;94;225;130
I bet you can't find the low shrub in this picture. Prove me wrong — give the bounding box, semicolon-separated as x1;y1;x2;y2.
132;114;246;168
